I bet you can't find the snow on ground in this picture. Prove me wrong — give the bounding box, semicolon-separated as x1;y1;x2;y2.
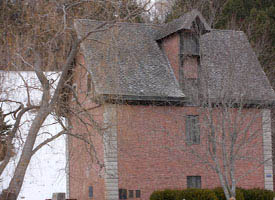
0;71;66;200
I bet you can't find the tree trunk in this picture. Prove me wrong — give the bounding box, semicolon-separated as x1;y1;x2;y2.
0;106;50;200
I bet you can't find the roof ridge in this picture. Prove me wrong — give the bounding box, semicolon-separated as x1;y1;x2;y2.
155;9;211;40
75;19;162;27
211;29;244;33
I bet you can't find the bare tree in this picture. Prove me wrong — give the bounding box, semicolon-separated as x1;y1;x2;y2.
183;102;269;199
179;28;274;199
0;0;149;199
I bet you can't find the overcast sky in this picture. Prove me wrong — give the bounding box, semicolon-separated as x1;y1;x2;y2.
0;71;66;200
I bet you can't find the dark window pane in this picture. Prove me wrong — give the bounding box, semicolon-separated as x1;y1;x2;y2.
87;73;92;93
119;189;123;199
185;115;200;144
129;190;134;198
119;189;127;199
187;176;201;188
136;190;141;198
88;186;93;198
186;117;191;142
183;33;199;55
196;177;201;188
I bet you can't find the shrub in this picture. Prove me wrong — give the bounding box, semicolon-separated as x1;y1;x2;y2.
213;187;244;200
150;189;180;200
150;189;217;200
150;191;163;200
240;188;275;200
150;187;275;200
178;189;218;200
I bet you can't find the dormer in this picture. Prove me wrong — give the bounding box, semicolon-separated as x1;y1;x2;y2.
158;10;211;103
156;9;211;41
179;29;200;103
181;16;206;56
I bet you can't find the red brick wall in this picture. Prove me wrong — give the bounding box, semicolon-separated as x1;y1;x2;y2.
162;33;180;81
183;56;198;79
69;54;266;200
272;108;275;190
69;54;105;200
117;105;264;200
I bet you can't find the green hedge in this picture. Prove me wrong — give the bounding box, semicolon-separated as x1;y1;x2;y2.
150;188;274;200
150;189;180;200
178;189;218;200
240;188;275;200
213;187;244;200
150;189;217;200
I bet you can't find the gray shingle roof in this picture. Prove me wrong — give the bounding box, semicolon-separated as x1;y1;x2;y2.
155;9;211;40
74;10;275;105
200;30;275;104
74;20;185;99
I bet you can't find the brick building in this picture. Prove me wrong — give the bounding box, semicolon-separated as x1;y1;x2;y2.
68;10;275;200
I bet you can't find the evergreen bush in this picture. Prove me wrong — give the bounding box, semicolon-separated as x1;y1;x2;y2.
178;189;218;200
150;189;217;200
150;187;274;200
213;187;244;200
240;188;274;200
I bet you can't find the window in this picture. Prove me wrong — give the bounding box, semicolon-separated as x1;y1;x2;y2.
185;115;200;144
136;190;141;198
71;83;78;101
87;72;92;94
182;32;199;56
187;176;201;188
179;32;200;98
128;190;134;198
119;189;127;199
88;186;93;198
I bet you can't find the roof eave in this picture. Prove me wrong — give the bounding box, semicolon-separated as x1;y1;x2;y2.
202;98;275;109
93;94;187;105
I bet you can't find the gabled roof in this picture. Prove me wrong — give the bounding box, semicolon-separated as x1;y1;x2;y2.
200;30;275;104
155;9;211;40
74;20;185;100
74;10;275;105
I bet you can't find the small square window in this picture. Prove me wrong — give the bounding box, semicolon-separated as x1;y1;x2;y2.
119;189;127;199
136;190;141;198
185;115;200;144
187;176;201;188
129;190;134;198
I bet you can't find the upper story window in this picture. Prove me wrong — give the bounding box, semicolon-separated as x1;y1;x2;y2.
185;115;200;144
182;32;199;56
179;31;200;82
180;32;200;102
